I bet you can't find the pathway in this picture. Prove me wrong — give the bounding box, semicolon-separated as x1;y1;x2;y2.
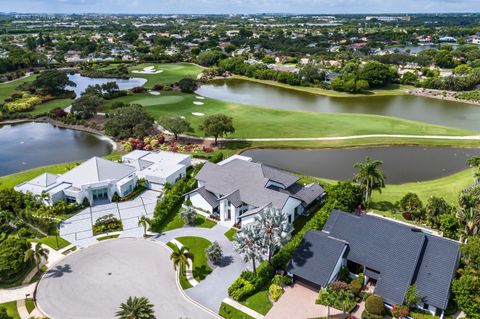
223;297;264;319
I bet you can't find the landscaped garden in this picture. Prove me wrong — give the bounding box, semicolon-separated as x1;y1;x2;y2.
176;236;213;282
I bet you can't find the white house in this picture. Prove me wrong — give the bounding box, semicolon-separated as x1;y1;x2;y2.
15;151;191;205
186;155;325;227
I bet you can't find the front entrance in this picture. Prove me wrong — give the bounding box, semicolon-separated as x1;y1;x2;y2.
92;188;108;201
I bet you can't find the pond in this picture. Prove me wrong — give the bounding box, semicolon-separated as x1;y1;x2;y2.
0;122;113;176
197;79;480;131
67;74;147;97
242;147;480;184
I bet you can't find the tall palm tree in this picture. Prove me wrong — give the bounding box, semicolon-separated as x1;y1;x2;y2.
353;157;386;204
138;215;151;238
254;207;292;263
25;243;48;274
170;245;194;276
115;296;155;319
233;224;263;272
456;207;480;241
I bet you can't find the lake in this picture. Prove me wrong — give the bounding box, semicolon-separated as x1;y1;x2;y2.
67;74;147;97
0;122;113;176
197;79;480;131
242;147;479;184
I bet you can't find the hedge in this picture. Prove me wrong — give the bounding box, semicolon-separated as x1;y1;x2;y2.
228;199;335;301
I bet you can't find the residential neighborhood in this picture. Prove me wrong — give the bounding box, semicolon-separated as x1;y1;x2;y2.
0;4;479;319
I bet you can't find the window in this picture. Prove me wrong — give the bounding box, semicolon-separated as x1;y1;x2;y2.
423;303;429;310
288;215;292;223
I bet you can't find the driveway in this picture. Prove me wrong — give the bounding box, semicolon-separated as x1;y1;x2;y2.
36;238;217;319
153;224;247;313
60;190;159;246
265;283;343;319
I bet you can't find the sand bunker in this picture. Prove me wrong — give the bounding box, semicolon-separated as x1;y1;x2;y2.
195;96;205;100
132;66;164;74
192;112;205;116
149;91;161;95
193;101;204;105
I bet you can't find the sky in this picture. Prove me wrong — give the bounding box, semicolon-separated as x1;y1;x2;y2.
0;0;479;14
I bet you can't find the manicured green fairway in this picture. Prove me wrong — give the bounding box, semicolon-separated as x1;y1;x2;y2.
104;92;473;138
176;236;213;282
128;63;203;88
0;74;37;103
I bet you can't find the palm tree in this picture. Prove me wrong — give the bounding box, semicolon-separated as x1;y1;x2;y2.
170;245;194;276
115;296;155;319
138;215;151;238
25;243;48;274
456;207;480;241
233;224;263;272
353;157;386;204
254;207;292;263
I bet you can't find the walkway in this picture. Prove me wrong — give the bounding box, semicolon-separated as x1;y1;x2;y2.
223;297;264;319
153;223;247;313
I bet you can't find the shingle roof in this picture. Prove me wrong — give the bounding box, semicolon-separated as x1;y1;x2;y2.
287;231;347;288
285;183;325;206
261;164;299;188
27;173;59;187
188;186;219;209
320;210;460;309
59;157;136;188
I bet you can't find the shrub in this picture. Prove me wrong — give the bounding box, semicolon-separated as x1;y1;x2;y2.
131;86;145;93
205;241;223;265
180;206;196;225
49;107;67;118
112;192;120;202
92;214;123;235
361;310;383;319
392;305;410;318
365;294;385;316
209;151;224;163
271;274;293;286
4;96;42;112
269;283;283;302
350;278;363;296
228;277;255;301
330;281;349;291
153;84;164;91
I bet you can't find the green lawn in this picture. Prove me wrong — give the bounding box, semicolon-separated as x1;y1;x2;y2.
0;74;37;103
158;206;217;232
224;228;237;241
219;302;255;319
103;92;472;139
233;75;414;97
27;98;73;116
97;234;120;241
128;63;203;88
176;236;213;282
0;301;20;319
30;236;70;250
239;286;273;315
25;298;35;314
166;241;193;290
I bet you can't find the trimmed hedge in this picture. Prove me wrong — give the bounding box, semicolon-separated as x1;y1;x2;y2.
365;294;385;316
228;199;335;301
269;284;283;302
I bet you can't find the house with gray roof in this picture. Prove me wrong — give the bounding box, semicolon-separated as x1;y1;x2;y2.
287;210;460;317
15;151;191;205
186;155;325;227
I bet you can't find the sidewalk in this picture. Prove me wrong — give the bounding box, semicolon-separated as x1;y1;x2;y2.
223;297;264;319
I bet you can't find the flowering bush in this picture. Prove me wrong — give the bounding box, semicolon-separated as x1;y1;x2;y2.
392;305;410;319
5;96;42;112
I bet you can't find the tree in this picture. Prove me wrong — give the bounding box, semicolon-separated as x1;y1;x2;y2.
170;245;193;276
456;207;480;239
399;193;424;220
461;236;480;272
467;156;480;180
439;214;459;239
137;215;151;238
359;61;399;88
337;289;355;316
199;114;235;145
425;196;451;228
178;78;198;93
234;225;263;272
205;241;223;265
254;207;292;263
115;296;155;319
180;206;197;225
24;243;48;274
320;290;336;319
158;116;193;140
0;307;12;319
33;70;75;96
403;284;422;309
325;181;363;212
365;294;385;315
452;271;480;319
71;93;103;119
197;50;224;66
299;64;326;84
353;157;386;204
0;238;31;282
104;106;154;139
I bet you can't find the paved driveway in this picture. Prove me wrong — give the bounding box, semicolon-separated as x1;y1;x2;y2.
36;238;217;319
265;283;343;319
60;190;159;246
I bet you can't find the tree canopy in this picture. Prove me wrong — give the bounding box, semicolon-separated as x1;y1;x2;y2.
104;106;154;139
33;70;75;96
199;114;235;145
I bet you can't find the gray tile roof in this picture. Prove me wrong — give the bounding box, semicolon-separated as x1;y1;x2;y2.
28;173;59;187
261;164;299;188
189;186;219;209
285;183;325;206
287;231;347;288
305;210;460;310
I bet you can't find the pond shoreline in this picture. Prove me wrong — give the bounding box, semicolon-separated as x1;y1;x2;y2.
408;88;480;107
0;117;120;151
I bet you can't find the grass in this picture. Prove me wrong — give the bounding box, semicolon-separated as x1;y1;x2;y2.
233;75;414;97
97;234;120;241
158;206;217;232
0;74;37;103
30;236;70;250
27;98;73;116
103;92;472;139
176;236;213;282
224;228;237;241
25;298;35;314
239;286;273;315
219;302;255;319
128;63;203;88
166;241;193;290
0;301;20;319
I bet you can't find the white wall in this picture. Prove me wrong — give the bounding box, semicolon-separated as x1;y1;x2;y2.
282;197;302;223
189;192;214;212
327;250;347;285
